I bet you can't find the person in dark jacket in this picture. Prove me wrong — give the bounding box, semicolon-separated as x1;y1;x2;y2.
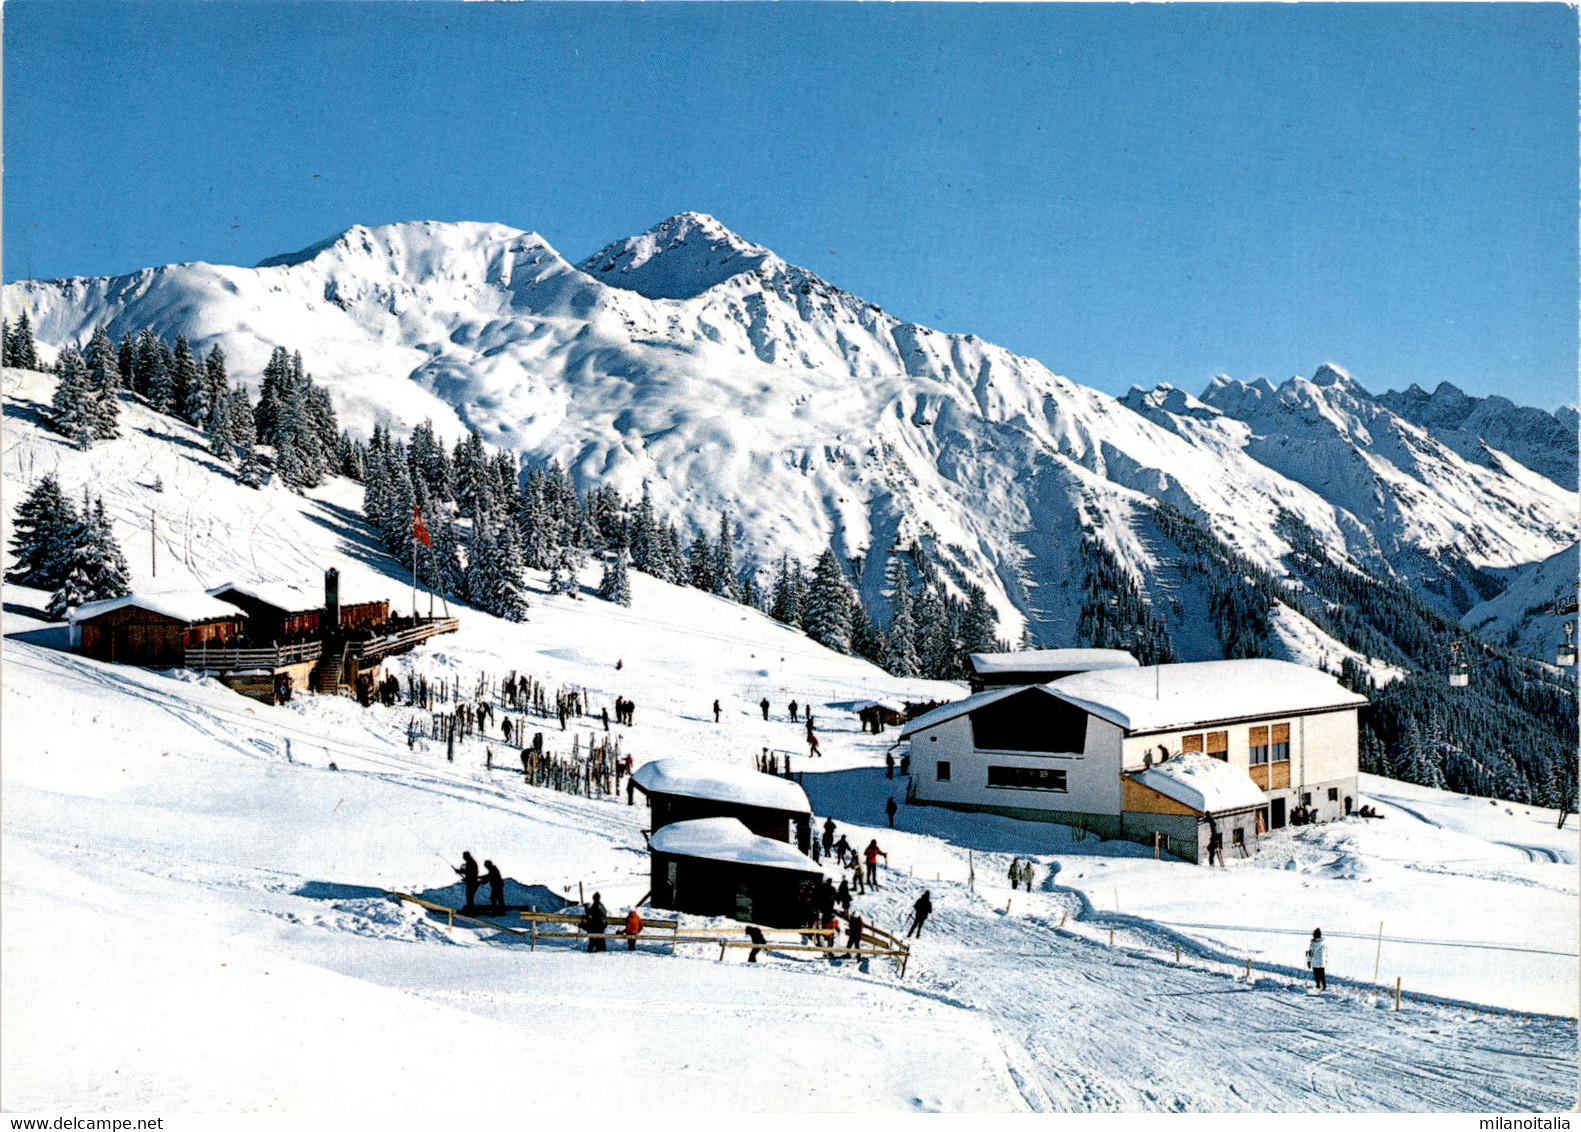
746;925;767;963
908;891;932;937
789;700;799;723
885;796;898;828
583;893;609;953
900;754;910;777
454;850;480;909
885;750;895;779
836;877;852;916
822;818;836;858
816;877;837;921
481;859;505;912
713;699;722;723
846;912;865;952
834;834;851;866
760;697;770;720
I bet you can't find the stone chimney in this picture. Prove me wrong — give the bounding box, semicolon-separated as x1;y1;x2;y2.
325;568;340;632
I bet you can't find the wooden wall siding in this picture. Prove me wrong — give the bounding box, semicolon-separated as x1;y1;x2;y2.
1121;776;1200;816
649;794;799;842
1248;762;1292;791
182;619;243;647
339;601;389;630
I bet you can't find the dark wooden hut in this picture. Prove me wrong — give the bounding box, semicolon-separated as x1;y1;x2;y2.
648;818;823;928
70;593;247;667
632;758;812;842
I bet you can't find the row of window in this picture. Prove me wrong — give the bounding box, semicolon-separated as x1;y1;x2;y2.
1179;722;1291;765
936;761;1069;792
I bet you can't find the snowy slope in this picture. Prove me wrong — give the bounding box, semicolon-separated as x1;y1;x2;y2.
2;368;1576;1112
1460;544;1579;662
8;215;1574;655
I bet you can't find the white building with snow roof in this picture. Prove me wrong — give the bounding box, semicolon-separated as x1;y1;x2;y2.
900;658;1367;863
967;648;1139;692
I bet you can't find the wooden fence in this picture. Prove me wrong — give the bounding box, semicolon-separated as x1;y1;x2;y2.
185;640;323;669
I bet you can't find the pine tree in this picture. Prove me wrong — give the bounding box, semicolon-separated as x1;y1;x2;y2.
628;487;658;575
883;560;920;676
850;599;885;663
688;531;715;591
230;387;266;487
254;347;292;444
597;552;633;607
49;348;98;448
130;329;161;400
85;327;121;439
770;555;803;625
46;495;129;620
171;335;201;423
959;583;1000;657
7;475;78;588
145;336;176;413
454;430;489;519
804;548;854;653
6;311;40;370
116;332;136;386
709;512;739;600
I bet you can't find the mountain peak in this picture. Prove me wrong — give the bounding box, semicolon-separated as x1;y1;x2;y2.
577;212;779;300
255;220;545;270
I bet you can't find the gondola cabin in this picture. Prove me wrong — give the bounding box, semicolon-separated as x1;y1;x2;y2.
70;592;247;667
648;818;822;928
632;758;812;842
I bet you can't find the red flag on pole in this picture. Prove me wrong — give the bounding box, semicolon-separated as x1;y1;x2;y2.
412;505;433;547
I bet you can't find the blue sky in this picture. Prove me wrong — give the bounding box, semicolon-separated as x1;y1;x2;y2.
5;2;1576;408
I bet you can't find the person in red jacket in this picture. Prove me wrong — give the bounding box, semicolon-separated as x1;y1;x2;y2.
863;840;887;888
624;908;644;952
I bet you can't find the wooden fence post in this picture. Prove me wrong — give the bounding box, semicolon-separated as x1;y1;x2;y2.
1108;926;1115;947
1174;943;1181;964
1395;977;1402;1011
447;909;454;936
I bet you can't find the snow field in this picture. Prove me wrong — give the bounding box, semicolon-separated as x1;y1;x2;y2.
2;370;1576;1111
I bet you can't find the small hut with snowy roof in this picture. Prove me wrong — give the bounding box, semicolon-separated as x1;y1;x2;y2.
648;817;821;927
632;758;812;843
1121;754;1266;863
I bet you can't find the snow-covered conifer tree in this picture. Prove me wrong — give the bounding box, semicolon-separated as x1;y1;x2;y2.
7;475;79;589
45;495;129;620
5;311;41;370
49;348;98;449
883;560;920;676
804;548;854;653
171;336;201;423
597;552;632;607
687;531;715;591
709;512;738;600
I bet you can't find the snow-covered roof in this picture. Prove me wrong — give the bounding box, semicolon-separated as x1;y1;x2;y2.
1128;753;1266;814
648;818;820;873
899;685;1039;738
969;649;1140;676
207;581;387;613
1047;659;1367;733
632;758;811;813
70;591;249;625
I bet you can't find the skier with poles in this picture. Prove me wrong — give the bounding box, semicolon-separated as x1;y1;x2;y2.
907;891;933;938
454;850;481;910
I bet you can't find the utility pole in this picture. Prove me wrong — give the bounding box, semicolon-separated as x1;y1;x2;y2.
150;508;157;578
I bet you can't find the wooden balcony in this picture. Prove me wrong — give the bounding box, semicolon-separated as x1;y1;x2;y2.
184;640;323;671
346;617;460;660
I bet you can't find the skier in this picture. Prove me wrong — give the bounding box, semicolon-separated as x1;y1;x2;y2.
760;697;770;721
601;706;610;732
624;907;644;952
863;840;887;888
1306;928;1327;990
789;700;799;723
846;912;865;953
822;818;836;859
481;859;505;913
833;834;851;866
836;877;852;916
816;877;837;922
503;718;513;746
849;857;865;896
713;699;722;724
454;850;481;909
807;733;822;757
1207;825;1225;867
885;796;898;828
907;891;932;938
583;892;609;953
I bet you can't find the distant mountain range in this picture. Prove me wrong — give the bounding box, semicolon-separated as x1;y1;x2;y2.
7;212;1576;667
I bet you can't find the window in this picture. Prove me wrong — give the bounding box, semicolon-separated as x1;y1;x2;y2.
970;689;1089;753
1182;731;1229;761
936;761;951;782
1232;828;1245;847
987;765;1068;791
1249;726;1269;765
1300;792;1311;806
1328;788;1338;802
1271;723;1290;762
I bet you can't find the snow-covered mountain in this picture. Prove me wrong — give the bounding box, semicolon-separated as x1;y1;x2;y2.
7;214;1576;656
1460;543;1579;662
1377;381;1579;492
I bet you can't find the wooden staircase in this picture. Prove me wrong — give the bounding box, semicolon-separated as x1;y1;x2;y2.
311;642;349;695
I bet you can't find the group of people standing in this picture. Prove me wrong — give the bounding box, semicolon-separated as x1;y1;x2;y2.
453;850;506;913
1007;857;1036;891
612;696;636;726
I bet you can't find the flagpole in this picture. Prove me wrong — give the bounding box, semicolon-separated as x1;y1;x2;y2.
412;534;418;620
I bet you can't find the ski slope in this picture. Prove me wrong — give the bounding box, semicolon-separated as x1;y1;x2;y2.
2;370;1576;1112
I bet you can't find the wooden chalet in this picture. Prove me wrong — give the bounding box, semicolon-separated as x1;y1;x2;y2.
70;592;248;667
648;817;823;928
632;758;813;843
71;569;457;706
